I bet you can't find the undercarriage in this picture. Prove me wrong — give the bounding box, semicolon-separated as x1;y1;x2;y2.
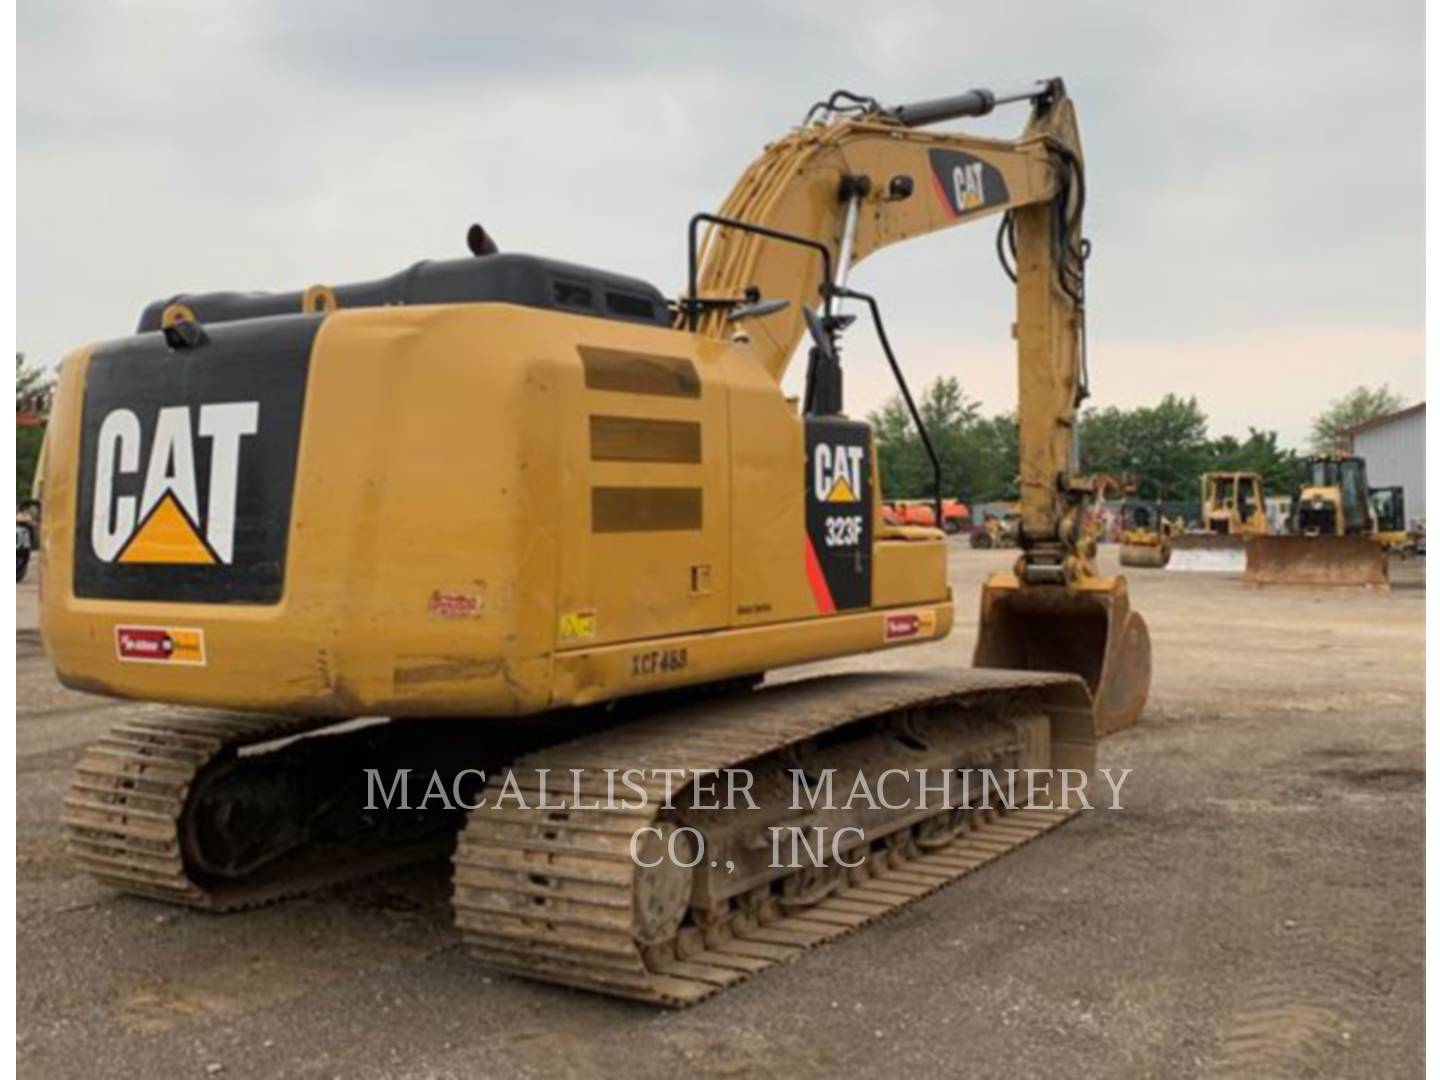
64;670;1094;1003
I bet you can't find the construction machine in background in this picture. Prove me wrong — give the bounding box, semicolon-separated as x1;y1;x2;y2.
1119;504;1174;568
1168;471;1267;573
16;506;36;582
43;79;1150;1005
1243;455;1389;590
17;434;46;582
883;497;969;533
969;511;1021;549
1370;485;1420;556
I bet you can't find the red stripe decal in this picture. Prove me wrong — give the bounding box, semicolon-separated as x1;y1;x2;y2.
929;166;956;219
804;535;837;614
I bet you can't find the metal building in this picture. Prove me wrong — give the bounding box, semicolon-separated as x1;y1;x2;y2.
1346;402;1426;524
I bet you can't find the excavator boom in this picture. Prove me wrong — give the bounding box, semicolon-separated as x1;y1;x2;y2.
690;79;1150;734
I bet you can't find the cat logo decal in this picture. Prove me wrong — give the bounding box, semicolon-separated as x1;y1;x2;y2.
90;403;259;566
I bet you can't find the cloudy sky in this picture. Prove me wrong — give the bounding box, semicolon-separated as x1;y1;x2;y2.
18;0;1423;447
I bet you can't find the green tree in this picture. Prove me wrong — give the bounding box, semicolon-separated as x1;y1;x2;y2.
1309;384;1406;453
869;394;931;499
918;377;980;499
1080;394;1210;500
1209;427;1302;497
966;411;1019;501
16;353;52;499
16;352;52;411
867;377;1016;502
16;427;44;499
870;384;1312;512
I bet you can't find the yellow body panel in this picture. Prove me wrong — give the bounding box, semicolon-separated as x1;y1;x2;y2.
41;304;950;717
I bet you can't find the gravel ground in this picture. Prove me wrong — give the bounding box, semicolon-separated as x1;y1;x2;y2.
16;547;1425;1079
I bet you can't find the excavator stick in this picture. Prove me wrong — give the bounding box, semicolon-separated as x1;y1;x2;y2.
1241;535;1390;592
1167;533;1246;573
973;575;1151;736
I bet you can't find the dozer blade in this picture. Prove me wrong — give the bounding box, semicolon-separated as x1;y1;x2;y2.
1119;541;1169;568
1242;535;1390;592
1166;533;1245;573
973;574;1151;736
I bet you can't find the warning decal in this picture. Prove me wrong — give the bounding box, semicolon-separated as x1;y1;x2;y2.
114;625;207;665
884;609;938;642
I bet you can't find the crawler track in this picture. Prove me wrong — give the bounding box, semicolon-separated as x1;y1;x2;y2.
61;711;455;910
62;683;757;910
453;670;1094;1005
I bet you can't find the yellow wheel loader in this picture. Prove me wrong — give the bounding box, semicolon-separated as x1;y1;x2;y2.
1242;455;1389;590
43;80;1150;1005
1167;471;1267;573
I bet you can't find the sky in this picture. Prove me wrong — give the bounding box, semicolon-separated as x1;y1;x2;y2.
18;0;1424;448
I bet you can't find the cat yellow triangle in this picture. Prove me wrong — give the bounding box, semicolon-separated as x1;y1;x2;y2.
118;492;217;565
826;475;858;503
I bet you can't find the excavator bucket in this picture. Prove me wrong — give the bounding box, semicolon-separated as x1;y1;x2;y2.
973;575;1151;736
1119;540;1169;568
1167;533;1245;573
1241;535;1390;592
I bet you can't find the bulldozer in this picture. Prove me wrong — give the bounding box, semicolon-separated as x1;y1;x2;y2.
42;79;1150;1005
1243;454;1389;590
1118;503;1174;568
1168;471;1267;573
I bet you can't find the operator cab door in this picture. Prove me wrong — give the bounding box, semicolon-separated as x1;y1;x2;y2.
556;338;730;648
1372;487;1405;533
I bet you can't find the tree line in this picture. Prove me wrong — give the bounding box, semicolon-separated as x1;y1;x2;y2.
16;353;50;497
867;377;1407;505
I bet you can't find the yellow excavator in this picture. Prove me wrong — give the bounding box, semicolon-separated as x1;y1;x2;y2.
42;79;1150;1005
1243;454;1389;590
1168;471;1268;573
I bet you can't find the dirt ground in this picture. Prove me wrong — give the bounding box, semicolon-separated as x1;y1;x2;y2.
16;547;1426;1079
